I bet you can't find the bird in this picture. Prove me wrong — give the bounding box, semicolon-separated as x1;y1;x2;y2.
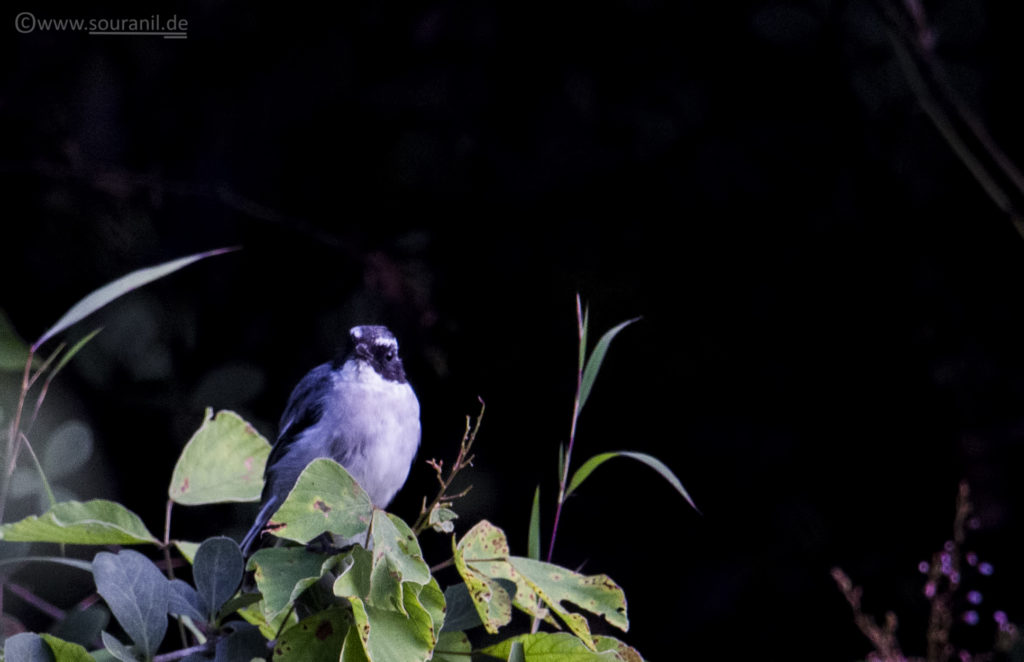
240;325;421;554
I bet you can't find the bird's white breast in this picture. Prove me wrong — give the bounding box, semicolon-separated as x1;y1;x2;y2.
322;359;421;506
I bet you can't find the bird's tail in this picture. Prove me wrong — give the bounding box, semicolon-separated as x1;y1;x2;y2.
240;497;278;556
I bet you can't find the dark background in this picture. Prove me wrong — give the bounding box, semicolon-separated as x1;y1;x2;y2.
3;1;1024;659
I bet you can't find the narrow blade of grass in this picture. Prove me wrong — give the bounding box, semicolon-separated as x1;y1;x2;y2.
567;451;698;513
527;486;541;560
33;247;237;350
578;317;640;413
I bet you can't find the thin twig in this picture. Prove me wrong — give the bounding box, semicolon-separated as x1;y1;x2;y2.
5;582;66;621
831;567;908;662
26;343;64;391
152;643;211;662
874;0;1024;238
161;499;190;649
412;399;485;536
924;481;971;662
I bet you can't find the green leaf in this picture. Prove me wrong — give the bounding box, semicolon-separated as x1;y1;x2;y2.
510;556;628;637
452;521;514;634
454;522;626;650
432;631;471;662
0;500;159;545
167;579;205;622
565;451;698;512
332;546;373;601
528;486;541;560
0;308;32;372
339;625;370;662
32;247;237;351
507;641;526;662
99;632;138;662
578;317;640;413
368;511;431;608
0;555;93;572
247;547;337;622
39;634;96;662
214;593;262;622
268;606;350;662
345;586;438;662
577;296;589;374
594;635;645;662
481;633;622;661
193;536;244;618
332;516;431;618
169;409;271;505
3;633;56;662
455;522;548;627
172;540;200;563
93;550;169;659
267;458;373;545
416;577;447;643
236;597;296;641
428;504;458;533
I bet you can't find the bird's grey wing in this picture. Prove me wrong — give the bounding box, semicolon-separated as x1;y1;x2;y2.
264;362;334;471
243;363;335;554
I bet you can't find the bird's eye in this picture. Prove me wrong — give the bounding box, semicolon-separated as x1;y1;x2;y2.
386;349;396;362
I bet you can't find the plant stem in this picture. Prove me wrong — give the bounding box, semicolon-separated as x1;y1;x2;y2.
0;350;35;525
162;500;176;579
6;582;66;621
153;643;211;662
412;399;484;536
21;432;57;509
546;295;585;564
875;0;1024;236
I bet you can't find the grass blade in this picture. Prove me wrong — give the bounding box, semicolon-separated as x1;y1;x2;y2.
33;247;238;351
527;486;541;560
578;317;639;413
52;327;103;378
567;451;698;512
576;295;589;374
21;434;57;509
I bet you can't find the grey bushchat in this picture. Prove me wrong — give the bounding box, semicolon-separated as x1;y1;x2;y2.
240;325;421;554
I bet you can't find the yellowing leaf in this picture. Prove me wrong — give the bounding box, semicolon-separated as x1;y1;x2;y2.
0;500;158;545
169;409;271;505
267;458;372;544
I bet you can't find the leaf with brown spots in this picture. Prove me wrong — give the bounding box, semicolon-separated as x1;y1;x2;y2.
343;582;439;662
267;458;373;545
169;409;271;505
454;520;549;629
509;556;629;648
453;521;514;634
273;606;350;662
